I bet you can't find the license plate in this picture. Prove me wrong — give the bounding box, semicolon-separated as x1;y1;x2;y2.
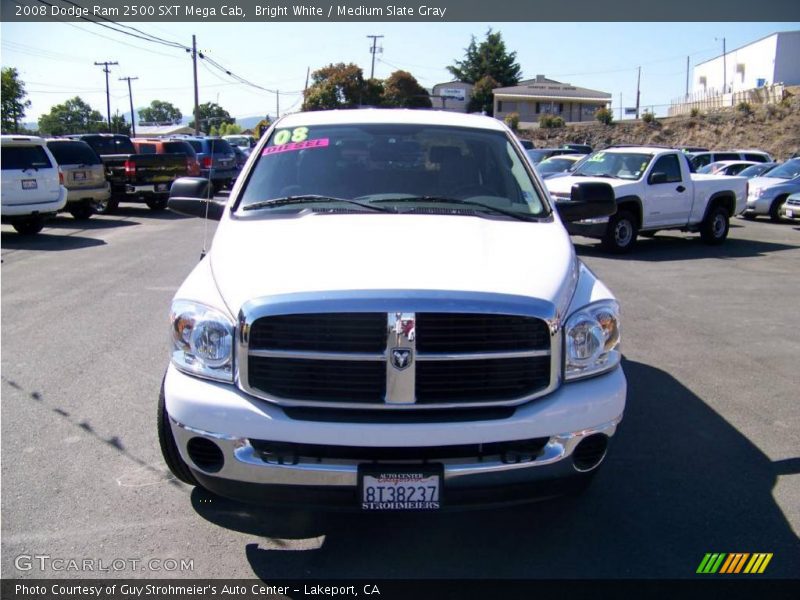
73;171;86;181
787;209;794;218
22;179;37;190
155;183;169;192
358;465;442;511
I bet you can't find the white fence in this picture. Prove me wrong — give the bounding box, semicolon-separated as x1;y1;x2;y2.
668;84;786;116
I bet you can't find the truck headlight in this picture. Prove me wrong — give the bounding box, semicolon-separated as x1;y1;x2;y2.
170;300;234;382
564;300;621;381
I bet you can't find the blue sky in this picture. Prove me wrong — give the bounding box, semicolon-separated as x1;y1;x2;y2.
2;21;797;123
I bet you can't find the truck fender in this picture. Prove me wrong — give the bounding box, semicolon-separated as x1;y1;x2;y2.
615;196;644;228
703;191;737;219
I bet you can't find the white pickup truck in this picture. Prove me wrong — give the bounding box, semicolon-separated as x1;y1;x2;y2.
545;146;748;252
160;109;627;511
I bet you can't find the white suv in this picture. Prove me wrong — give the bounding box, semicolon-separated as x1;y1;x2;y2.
1;135;67;234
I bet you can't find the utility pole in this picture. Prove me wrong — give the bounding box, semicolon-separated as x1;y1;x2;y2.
192;34;200;135
635;66;641;120
722;37;727;93
619;92;622;121
119;76;138;137
685;56;690;99
276;90;280;119
94;60;118;129
366;34;384;79
304;66;310;92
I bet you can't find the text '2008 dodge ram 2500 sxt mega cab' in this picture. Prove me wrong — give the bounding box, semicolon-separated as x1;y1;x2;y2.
545;146;748;253
160;109;626;511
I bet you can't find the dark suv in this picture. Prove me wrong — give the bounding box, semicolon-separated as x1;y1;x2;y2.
169;137;238;191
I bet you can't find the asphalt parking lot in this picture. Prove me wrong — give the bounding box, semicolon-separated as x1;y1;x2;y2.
1;207;799;579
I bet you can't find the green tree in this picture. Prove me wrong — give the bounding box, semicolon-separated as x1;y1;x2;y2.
216;122;242;136
382;71;432;108
138;99;182;124
302;63;365;111
361;78;385;107
1;67;32;133
189;102;235;130
468;75;500;115
110;111;131;135
447;29;522;87
38;97;105;135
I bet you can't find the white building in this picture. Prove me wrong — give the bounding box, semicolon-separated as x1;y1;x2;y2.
693;30;800;95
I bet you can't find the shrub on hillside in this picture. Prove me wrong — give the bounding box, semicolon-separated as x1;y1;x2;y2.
736;101;753;116
538;114;565;128
504;112;520;131
690;107;700;118
595;107;614;125
641;110;655;123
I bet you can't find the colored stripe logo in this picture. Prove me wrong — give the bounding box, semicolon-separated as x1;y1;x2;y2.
697;553;772;574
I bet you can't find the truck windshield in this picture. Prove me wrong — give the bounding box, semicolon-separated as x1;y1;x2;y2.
239;123;548;218
572;151;652;180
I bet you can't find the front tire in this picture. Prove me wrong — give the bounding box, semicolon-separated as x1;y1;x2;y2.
601;209;638;253
769;196;787;222
158;377;198;486
12;217;45;235
700;205;730;245
93;197;118;215
147;198;168;211
69;204;94;220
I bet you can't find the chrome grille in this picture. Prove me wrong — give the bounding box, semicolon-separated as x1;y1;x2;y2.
243;309;555;409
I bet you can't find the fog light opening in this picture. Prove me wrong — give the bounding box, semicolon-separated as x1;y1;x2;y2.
187;437;224;473
573;434;608;472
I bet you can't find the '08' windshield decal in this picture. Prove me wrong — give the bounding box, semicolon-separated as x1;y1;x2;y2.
262;138;329;155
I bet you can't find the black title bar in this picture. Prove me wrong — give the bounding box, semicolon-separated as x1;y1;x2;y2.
2;0;800;22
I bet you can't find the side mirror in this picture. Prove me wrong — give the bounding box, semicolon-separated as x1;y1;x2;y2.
556;182;617;222
168;177;225;221
649;171;667;185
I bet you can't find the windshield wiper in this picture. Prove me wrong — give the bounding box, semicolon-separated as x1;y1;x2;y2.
371;196;536;221
242;195;396;213
573;172;618;179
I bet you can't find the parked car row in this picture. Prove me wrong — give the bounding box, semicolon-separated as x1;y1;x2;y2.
1;131;255;234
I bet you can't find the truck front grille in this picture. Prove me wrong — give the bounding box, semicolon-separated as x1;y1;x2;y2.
244;311;553;408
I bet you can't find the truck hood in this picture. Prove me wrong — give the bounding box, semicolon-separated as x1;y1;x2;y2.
545;175;638;197
209;213;576;314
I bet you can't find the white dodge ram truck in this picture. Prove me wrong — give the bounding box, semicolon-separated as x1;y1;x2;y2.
160;109;626;510
545;146;748;252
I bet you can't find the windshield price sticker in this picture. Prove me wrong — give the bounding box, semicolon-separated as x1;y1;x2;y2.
359;466;442;510
262;138;329;155
588;152;606;162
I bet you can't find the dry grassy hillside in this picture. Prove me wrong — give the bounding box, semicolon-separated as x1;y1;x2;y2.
520;87;800;160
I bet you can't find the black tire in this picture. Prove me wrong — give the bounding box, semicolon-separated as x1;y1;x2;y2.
94;197;118;215
158;378;198;486
601;209;638;253
700;205;730;245
69;204;94;220
147;198;168;211
12;218;44;235
769;196;787;222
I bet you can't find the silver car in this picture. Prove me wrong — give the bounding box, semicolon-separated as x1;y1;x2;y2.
46;139;110;220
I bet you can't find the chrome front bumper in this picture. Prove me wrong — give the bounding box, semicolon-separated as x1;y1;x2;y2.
170;416;622;489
